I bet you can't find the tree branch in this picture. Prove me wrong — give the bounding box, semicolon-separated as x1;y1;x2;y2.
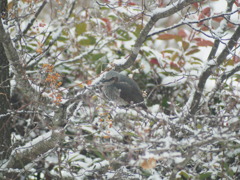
189;25;240;115
183;0;238;116
26;0;76;67
115;0;203;71
22;0;47;34
3;130;63;169
202;62;240;109
0;17;53;106
147;10;239;38
207;0;235;61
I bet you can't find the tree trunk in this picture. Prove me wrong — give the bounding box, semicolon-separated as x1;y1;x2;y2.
0;0;11;160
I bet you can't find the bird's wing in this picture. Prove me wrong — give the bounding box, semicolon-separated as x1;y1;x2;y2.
114;81;144;104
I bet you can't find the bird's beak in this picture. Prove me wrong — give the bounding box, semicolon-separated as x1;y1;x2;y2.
100;78;107;83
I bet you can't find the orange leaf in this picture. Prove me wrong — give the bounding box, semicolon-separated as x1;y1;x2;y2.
140;157;157;169
86;80;92;85
103;135;110;139
36;47;43;54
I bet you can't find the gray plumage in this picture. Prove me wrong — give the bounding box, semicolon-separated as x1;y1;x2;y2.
100;71;146;109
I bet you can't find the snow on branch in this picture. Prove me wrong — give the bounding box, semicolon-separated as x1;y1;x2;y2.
115;0;203;71
187;25;240;115
201;62;240;109
26;0;77;67
0;18;39;101
147;9;240;39
3;130;63;169
22;0;47;34
180;0;240;116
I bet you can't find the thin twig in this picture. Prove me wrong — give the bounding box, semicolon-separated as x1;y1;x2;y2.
23;0;47;34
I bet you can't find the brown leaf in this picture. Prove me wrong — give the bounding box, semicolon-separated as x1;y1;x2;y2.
158;34;180;40
212;16;224;23
194;38;213;46
178;29;188;38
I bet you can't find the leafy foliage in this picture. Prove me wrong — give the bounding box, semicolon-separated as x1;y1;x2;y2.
0;0;240;179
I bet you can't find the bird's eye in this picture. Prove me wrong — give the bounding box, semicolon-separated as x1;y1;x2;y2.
101;77;116;83
109;77;115;81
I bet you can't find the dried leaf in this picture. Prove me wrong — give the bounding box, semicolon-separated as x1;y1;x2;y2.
178;29;188;38
194;38;213;46
140;157;157;169
158;34;180;40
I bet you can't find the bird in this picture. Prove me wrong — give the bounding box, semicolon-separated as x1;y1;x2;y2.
100;70;147;109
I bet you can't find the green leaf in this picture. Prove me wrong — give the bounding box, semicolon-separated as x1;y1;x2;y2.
185;49;200;56
76;22;87;36
134;24;143;37
191;57;202;62
124;131;138;137
45;35;53;45
96;62;105;74
22;45;35;52
79;35;96;46
68;154;82;162
100;6;109;10
58;36;68;42
179;171;190;179
182;41;190;51
91;53;105;61
171;52;179;61
199;172;212;180
197;124;203;129
117;29;131;41
162;49;174;54
92;150;105;159
162;96;169;108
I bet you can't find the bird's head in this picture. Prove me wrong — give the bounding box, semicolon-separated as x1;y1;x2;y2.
100;71;119;85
